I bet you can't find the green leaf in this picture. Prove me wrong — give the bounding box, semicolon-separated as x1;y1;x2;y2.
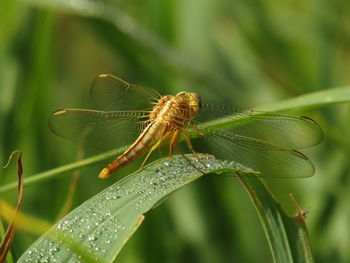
16;155;251;262
238;176;313;263
17;155;312;262
258;86;350;112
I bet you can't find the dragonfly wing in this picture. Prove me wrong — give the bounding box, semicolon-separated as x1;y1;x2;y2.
196;104;323;149
49;109;148;155
90;74;161;111
183;126;315;178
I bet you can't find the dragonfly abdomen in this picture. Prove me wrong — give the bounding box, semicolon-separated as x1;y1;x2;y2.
98;121;166;178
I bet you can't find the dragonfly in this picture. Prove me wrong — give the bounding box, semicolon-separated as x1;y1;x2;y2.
49;74;323;179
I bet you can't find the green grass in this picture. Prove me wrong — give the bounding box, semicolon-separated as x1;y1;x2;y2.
1;0;350;262
16;155;313;262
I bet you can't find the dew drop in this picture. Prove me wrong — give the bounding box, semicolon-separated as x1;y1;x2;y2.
88;235;97;241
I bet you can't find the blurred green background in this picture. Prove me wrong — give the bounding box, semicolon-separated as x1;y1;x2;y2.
1;0;350;262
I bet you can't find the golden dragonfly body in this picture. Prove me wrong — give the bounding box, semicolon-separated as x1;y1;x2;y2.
99;90;200;178
50;74;322;179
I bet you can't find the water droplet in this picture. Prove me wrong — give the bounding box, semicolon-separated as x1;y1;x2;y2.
105;210;112;216
88;235;97;241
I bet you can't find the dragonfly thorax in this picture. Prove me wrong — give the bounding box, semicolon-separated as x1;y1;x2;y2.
149;92;200;131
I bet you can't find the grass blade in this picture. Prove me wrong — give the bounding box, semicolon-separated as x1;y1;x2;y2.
17;155;254;262
259;86;350;112
238;176;313;263
17;154;312;262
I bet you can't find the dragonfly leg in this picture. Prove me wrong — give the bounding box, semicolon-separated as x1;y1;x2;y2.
179;151;206;174
141;131;172;169
182;130;207;169
169;130;181;155
167;131;205;174
182;130;197;155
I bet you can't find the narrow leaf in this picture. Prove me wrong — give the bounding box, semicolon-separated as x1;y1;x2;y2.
17;155;254;262
0;200;51;236
17;155;311;262
0;151;23;263
259;86;350;112
238;176;313;263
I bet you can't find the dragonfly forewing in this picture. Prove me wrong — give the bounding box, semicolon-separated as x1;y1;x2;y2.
90;74;161;111
49;109;148;155
195;104;323;149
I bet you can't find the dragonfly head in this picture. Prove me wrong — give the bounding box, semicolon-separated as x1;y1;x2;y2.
176;91;201;119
